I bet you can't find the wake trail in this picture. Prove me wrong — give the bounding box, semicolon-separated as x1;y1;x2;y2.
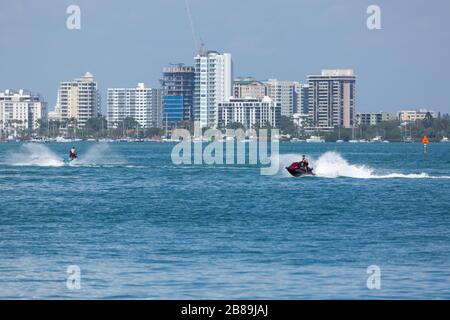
5;144;64;167
281;151;450;179
5;143;126;167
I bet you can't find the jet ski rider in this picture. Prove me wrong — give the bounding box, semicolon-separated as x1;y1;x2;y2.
299;155;309;169
69;146;77;160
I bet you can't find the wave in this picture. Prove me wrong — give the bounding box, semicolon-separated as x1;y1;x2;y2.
281;151;450;179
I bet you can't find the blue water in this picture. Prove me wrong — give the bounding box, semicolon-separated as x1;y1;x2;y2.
0;141;450;299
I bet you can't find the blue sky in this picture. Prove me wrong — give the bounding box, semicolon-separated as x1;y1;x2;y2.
0;0;449;114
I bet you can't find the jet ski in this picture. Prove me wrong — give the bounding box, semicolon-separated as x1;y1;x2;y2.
64;154;77;164
286;162;315;177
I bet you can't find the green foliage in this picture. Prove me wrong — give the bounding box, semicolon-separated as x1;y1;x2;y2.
226;122;245;130
178;120;195;135
85;117;107;137
323;118;450;142
279;116;298;136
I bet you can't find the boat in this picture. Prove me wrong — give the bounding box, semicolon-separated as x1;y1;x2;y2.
238;137;254;143
192;137;209;143
55;136;71;143
403;137;414;143
290;138;305;143
370;136;383;143
348;126;358;143
306;135;325;143
441;137;449;143
336;139;344;143
286;162;315;177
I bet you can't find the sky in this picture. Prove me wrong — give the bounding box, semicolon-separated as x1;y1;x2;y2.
0;0;449;114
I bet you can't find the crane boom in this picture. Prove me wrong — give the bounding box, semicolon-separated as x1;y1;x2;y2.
185;0;205;54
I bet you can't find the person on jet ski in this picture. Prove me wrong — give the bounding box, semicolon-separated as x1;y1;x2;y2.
299;155;309;169
69;146;77;160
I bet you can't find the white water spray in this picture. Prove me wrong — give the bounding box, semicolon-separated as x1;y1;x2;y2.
282;151;449;179
6;144;64;167
74;143;125;166
5;143;125;167
314;152;375;178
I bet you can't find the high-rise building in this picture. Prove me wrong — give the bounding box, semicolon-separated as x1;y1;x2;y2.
296;83;309;115
217;96;281;129
233;77;267;100
307;69;356;129
194;51;233;128
160;64;195;122
0;89;47;135
55;72;100;128
264;79;297;117
107;83;159;129
155;89;163;129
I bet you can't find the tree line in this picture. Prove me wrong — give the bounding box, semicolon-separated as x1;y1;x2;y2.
2;113;449;141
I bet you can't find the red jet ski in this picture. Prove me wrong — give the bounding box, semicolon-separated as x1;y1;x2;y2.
286;162;315;177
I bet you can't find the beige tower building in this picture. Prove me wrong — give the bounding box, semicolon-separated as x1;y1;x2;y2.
55;72;100;127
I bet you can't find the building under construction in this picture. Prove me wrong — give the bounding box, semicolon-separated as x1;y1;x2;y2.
160;64;195;123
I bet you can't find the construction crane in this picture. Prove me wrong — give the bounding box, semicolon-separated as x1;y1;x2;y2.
184;0;205;55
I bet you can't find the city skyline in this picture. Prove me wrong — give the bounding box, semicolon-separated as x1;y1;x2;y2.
1;0;450;114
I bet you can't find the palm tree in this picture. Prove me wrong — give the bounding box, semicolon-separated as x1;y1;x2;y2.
67;117;77;139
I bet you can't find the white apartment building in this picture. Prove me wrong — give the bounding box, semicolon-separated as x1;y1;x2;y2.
0;89;47;135
399;109;436;122
194;51;233;128
107;83;160;129
295;83;309;115
308;69;356;129
217;96;281;129
264;79;297;117
55;72;100;127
